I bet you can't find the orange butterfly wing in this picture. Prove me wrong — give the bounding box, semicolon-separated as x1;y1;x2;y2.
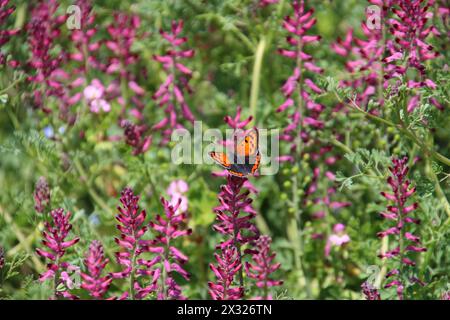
209;151;231;169
235;128;259;157
251;151;261;174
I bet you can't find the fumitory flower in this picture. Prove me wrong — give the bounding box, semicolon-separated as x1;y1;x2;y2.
223;106;253;130
33;176;51;214
120;120;152;156
36;208;80;299
140;197;192;300
277;0;324;157
384;0;441;111
208;245;244;300
105;13;147;113
112;187;154;299
330;0;390;109
213;175;259;289
245;236;283;299
214;176;259;250
70;0;102;73
153;20;195;144
361;281;381;300
377;157;426;299
0;0;19;66
27;0;67;110
81;240;113;299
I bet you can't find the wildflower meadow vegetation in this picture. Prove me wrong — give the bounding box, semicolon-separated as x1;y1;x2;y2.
0;0;449;301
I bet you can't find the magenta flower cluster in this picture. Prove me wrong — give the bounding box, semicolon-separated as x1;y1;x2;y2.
70;0;100;73
0;0;19;66
245;236;283;299
213;175;259;251
153;20;195;144
112;187;191;300
378;157;426;299
36;208;80;299
105;13;146;108
361;281;381;300
277;0;324;156
26;0;67;113
209;107;283;300
333;0;442;112
121;120;152;156
143;197;192;300
111;187;151;299
81;240;113;299
331;6;385;108
209;175;259;299
208;246;244;300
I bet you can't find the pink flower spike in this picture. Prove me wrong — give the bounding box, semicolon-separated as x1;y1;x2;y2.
81;240;112;299
245;236;283;299
36;208;79;299
209;246;244;300
377;157;425;299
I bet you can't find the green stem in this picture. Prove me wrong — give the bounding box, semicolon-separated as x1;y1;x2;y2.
249;37;266;126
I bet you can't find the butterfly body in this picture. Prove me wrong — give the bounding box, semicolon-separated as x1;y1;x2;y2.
209;128;261;177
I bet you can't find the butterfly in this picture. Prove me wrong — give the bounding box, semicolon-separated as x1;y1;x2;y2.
209;127;261;177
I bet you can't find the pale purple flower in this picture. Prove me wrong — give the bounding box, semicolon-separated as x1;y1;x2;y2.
324;223;350;257
167;180;189;195
83;79;111;113
167;180;189;214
